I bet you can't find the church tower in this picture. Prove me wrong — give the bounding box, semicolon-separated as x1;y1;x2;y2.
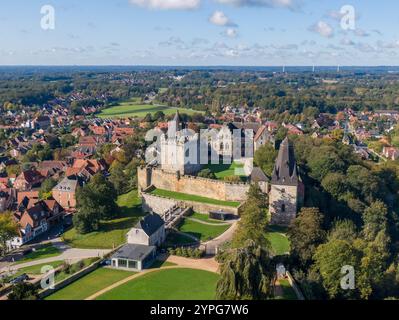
269;138;303;226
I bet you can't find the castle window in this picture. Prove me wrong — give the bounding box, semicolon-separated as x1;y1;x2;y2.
281;204;286;212
185;149;190;157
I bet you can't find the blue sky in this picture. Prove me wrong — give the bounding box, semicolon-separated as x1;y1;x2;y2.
0;0;398;65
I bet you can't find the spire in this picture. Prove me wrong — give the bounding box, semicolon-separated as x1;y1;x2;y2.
271;137;299;186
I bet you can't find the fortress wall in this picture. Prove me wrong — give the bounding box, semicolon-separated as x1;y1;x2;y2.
139;167;249;202
142;192;240;215
142;193;177;215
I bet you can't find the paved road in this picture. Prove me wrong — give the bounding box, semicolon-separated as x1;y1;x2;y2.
0;240;110;274
203;221;238;255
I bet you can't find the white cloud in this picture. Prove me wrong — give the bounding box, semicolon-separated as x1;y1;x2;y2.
129;0;200;10
309;21;334;38
209;11;236;26
215;0;301;10
224;28;238;38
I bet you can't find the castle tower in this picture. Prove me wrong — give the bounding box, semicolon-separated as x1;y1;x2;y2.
269;137;303;226
160;110;201;175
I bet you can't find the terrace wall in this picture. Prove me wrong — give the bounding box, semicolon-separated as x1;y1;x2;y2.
141;192;241;215
138;167;250;202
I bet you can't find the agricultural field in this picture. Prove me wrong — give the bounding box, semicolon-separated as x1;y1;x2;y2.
96;268;219;300
98;98;202;119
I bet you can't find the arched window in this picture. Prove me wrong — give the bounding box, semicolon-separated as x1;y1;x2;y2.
281;204;286;212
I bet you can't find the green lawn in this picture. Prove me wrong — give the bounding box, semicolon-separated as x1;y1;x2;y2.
45;268;135;300
204;162;246;180
275;279;298;300
189;212;226;224
54;258;100;283
13;261;64;278
14;244;61;265
98;99;202;119
150;188;241;208
178;219;231;242
62;190;145;249
96;268;219;300
266;225;290;256
164;231;198;247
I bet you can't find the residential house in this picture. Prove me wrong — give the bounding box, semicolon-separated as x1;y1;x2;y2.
13;170;45;191
52;176;82;210
8;199;64;249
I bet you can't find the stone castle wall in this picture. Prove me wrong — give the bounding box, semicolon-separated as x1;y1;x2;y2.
138;167;250;202
141;192;241;215
269;184;298;226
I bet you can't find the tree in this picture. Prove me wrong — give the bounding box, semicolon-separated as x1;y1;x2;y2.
362;201;388;242
313;239;361;299
216;241;275;300
74;173;118;234
328;220;358;243
0;212;18;256
232;184;269;249
8;283;39;300
197;168;216;179
288;208;326;266
39;178;57;200
321;173;348;200
308;146;346;181
254;144;278;177
109;161;129;195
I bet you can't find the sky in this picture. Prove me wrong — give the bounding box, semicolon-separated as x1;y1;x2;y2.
0;0;398;66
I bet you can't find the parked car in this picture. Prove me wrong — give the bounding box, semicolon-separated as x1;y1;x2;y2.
9;274;29;285
100;260;111;266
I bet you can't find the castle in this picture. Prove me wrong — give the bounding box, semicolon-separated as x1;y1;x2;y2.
139;111;303;226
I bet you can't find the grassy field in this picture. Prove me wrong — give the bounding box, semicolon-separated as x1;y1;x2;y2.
96;268;219;300
204;162;246;180
14;244;61;265
178;219;231;242
45;268;135;300
98;98;202;119
150;188;241;208
62;190;145;249
266;225;290;256
164;231;198;247
189;212;226;224
13;261;64;278
275;279;298;300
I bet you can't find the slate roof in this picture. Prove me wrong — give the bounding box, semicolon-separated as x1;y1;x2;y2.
250;167;269;183
54;176;80;192
111;244;156;261
135;213;164;237
271;137;299;186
